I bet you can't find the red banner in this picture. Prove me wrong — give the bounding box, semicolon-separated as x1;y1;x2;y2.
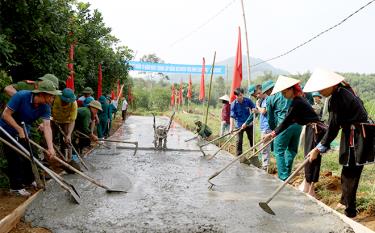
178;80;183;105
187;75;192;100
97;63;102;98
229;27;243;103
66;43;75;90
171;84;175;106
199;58;205;101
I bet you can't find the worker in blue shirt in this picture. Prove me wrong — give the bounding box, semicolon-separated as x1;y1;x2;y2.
230;87;258;165
0;80;61;196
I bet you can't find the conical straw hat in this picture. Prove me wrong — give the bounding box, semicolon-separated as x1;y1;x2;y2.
219;94;230;102
303;68;345;92
270;75;300;95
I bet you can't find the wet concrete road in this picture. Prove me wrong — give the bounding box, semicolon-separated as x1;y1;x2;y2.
25;116;354;233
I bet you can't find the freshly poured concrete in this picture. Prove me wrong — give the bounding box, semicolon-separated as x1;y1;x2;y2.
25;116;354;233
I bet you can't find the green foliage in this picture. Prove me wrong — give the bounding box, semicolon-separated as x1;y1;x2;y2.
0;0;133;94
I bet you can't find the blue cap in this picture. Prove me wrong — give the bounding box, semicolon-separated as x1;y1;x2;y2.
261;80;275;93
248;85;256;95
60;88;76;103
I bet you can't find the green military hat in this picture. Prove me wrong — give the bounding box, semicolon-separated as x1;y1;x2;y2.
248;85;256;95
261;80;275;93
60;88;76;103
312;92;322;98
32;80;61;95
82;87;94;94
38;74;59;89
88;100;103;111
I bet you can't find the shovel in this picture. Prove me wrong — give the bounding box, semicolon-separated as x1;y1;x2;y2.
98;138;138;156
198;129;239;156
54;123;90;170
259;158;310;215
21;122;44;189
208;138;274;189
31;140;129;192
0;129;80;204
205;129;241;160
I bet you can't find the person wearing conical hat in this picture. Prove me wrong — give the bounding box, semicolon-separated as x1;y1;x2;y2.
263;75;326;196
304;68;372;218
219;94;230;136
0;80;61;196
264;76;303;181
73;100;102;153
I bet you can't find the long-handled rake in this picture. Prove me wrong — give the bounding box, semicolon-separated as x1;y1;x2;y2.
198;129;239;156
0;129;81;204
74;130;111;149
31;140;130;192
205;130;242;160
184;133;198;142
208;139;274;189
98;138;138;156
259;158;309;215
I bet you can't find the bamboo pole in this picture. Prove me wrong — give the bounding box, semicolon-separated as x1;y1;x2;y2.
204;51;217;126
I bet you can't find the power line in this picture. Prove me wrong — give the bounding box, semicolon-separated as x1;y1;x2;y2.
251;0;375;68
170;0;237;47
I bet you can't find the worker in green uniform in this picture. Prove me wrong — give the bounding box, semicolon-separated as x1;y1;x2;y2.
97;96;109;139
3;74;59;97
266;76;302;180
74;100;102;153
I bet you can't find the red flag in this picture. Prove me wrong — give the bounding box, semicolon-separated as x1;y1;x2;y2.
116;80;120;97
111;90;115;100
128;86;133;103
229;27;243;103
179;80;183;105
66;43;75;90
97;63;102;98
171;84;175;106
187;75;192;100
199;57;205;101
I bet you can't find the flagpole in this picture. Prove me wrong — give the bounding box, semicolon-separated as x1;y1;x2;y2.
241;0;256;153
240;0;251;88
204;51;216;126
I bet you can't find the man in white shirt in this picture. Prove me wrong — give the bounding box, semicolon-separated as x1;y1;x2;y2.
121;97;128;121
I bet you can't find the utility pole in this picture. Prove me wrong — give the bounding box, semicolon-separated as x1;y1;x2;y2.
240;0;251;87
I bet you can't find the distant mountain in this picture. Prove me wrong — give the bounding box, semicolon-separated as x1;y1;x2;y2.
217;56;289;80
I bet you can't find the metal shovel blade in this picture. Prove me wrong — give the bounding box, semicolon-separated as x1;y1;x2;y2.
102;171;132;193
259;202;275;215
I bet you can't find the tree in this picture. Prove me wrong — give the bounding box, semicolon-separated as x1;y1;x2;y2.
140;53;164;63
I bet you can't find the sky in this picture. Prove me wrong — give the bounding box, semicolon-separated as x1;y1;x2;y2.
86;0;375;74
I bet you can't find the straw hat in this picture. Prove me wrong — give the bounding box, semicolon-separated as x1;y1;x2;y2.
270;75;300;95
219;94;230;102
303;68;345;93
